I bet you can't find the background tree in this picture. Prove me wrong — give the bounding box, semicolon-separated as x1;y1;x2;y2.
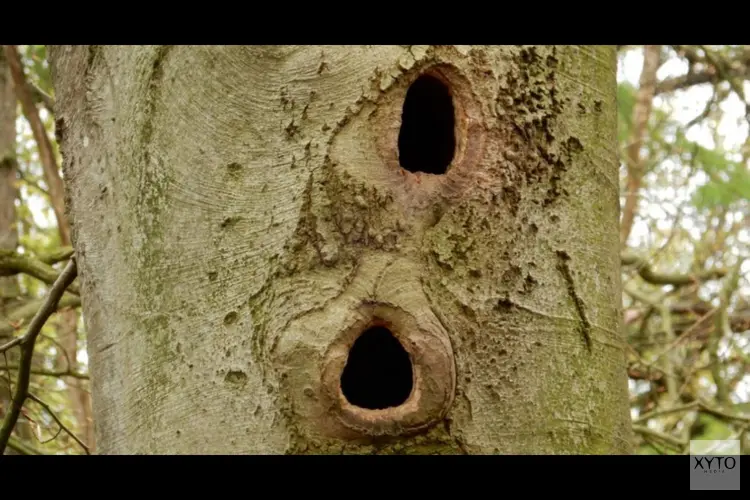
1;45;90;455
0;44;748;455
618;45;750;454
0;42;28;455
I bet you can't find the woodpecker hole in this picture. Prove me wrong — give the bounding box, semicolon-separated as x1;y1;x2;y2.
340;325;413;410
397;74;456;175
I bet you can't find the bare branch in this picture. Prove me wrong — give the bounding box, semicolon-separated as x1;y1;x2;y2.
0;258;77;455
633;424;687;450
0;332;23;354
2;351;12;394
651;307;718;364
0;364;89;380
35;412;63;444
0;249;79;295
2;45;70;246
621;45;662;245
0;293;80;338
7;435;43;455
685;85;723;129
660;45;750;125
699;45;750;118
25;79;54;114
27;392;90;454
635;401;699;424
621;251;727;286
39;331;74;371
16;167;51;198
710;259;743;404
697;398;750;424
655;56;750;96
634;399;750;425
38;247;74;265
657;72;720;95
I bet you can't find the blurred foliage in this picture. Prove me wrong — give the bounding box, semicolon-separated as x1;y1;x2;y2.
1;45;84;455
618;45;750;455
24;45;52;95
1;45;749;454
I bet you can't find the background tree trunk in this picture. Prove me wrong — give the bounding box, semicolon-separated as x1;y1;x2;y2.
3;45;94;452
0;52;19;310
0;50;30;452
56;307;94;450
49;45;633;454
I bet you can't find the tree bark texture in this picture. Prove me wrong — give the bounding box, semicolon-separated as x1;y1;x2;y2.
49;45;632;454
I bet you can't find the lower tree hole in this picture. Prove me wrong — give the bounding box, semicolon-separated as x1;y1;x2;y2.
340;326;413;410
397;74;456;175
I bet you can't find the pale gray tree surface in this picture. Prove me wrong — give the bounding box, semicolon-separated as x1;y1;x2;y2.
49;45;632;454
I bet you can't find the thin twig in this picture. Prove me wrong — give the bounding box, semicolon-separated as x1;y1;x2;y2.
25;79;54;113
710;259;743;404
0;365;89;380
647;307;718;367
656;46;750;96
38;247;74;266
16;168;51;198
0;250;79;296
0;335;24;355
686;85;718;129
27;392;90;454
621;251;727;286
642;145;699;265
634;398;750;427
39;331;74;372
635;401;699;424
2;45;70;246
697;398;750;424
0;258;77;455
699;45;750;124
643;436;670;455
633;424;687;450
620;44;662;245
1;351;12;393
7;435;43;455
35;414;63;444
0;293;81;338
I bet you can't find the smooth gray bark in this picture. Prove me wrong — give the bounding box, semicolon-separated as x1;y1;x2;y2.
50;45;633;454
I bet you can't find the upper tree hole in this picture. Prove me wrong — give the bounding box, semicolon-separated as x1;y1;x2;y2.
398;74;456;175
340;325;413;410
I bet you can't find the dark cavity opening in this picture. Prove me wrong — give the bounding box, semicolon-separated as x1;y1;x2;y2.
398;74;456;175
340;325;413;410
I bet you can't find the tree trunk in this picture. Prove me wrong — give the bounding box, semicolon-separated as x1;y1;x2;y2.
0;49;30;452
49;45;633;454
620;45;661;246
0;53;18;304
